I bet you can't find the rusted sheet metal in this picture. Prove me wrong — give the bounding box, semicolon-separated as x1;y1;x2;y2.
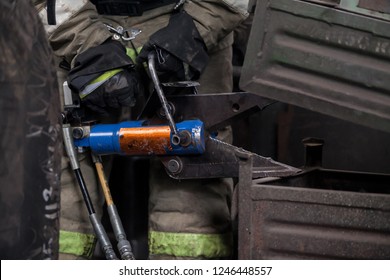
165;92;273;131
339;0;390;21
238;168;390;259
240;0;390;133
302;0;340;6
358;0;390;14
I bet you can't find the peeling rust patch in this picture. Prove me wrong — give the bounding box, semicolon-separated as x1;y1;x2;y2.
119;126;172;155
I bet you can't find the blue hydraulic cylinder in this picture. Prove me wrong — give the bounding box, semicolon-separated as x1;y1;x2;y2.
74;120;205;156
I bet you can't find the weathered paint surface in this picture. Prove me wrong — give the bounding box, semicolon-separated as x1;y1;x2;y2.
240;0;390;133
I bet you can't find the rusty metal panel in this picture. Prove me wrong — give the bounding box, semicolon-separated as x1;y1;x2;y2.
302;0;340;6
239;169;390;259
358;0;390;14
339;0;390;21
240;0;390;133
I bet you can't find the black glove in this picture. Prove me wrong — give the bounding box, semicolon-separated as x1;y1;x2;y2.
68;40;142;116
137;10;209;82
79;69;140;115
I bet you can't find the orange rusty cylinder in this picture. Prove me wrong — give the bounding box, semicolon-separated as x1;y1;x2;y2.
119;126;172;155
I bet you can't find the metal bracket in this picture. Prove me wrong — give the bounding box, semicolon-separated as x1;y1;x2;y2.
160;136;301;179
105;24;142;41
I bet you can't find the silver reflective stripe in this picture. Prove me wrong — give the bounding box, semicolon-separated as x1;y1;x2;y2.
37;0;89;35
221;0;249;15
79;69;123;98
79;80;106;99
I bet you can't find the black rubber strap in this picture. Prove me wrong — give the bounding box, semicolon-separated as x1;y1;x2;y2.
93;0;177;16
47;0;56;25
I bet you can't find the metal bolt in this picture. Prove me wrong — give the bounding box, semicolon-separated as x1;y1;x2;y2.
179;130;192;147
72;127;84;139
167;159;182;174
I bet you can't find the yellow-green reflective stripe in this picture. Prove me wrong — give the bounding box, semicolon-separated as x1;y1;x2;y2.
126;47;143;62
90;68;122;84
149;231;232;258
59;230;96;258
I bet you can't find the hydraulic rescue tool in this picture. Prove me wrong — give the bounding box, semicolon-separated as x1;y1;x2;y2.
63;115;136;260
62;124;119;260
72;119;205;156
62;52;300;260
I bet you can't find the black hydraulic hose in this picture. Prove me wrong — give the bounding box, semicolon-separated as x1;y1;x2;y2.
74;169;95;215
